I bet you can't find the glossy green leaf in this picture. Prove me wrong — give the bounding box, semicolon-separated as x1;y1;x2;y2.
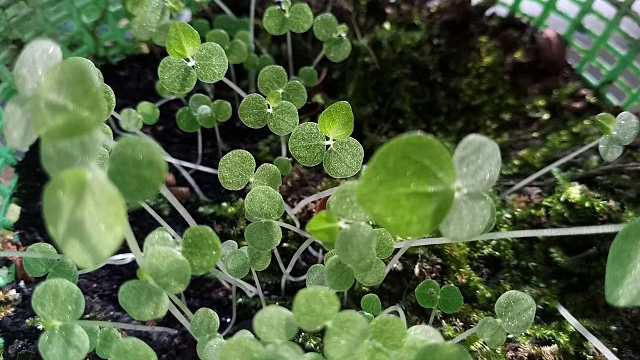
33;278;84;321
306;264;326;287
254;305;299;342
109;337;157;360
118;280;169;321
324;137;364;178
14;38;62;96
406;325;444;343
293;286;340;332
327;181;371;222
3;95;38;151
606;219;640;306
267;89;282;108
324;310;369;359
598;135;623;162
206;29;230;46
413;342;472;360
220;336;264;360
282;81;307;109
96;327;121;359
137;101;161;125
274;157;292;175
269;101;299;136
224;249;250;278
32;58;105;138
212;100;232;122
476;317;506;348
288;3;314;33
151;21;171;47
197;335;225;360
245;220;282;251
130;0;165;41
263;6;288;36
101;84;116;120
354;259;386;287
145;247;191;294
596;113;616;135
298;67;318;87
361;294;382;316
144;228;177;253
218;150;256;190
235;30;251;44
438;285;463;314
221;240;239;260
453;134;501;192
227;39;249;64
258;65;288;95
289;122;326;166
176;107;200;132
24;243;57;277
155;80;173;98
253;163;282;190
158;57;197;94
43;169;127;269
182;225;222;275
313;13;339;42
196;107;216;128
119;108;143;132
357;133;455;238
324;37;352;63
370;314;407;350
239;94;269;129
191;307;220;340
83;325;99;352
245;185;285;220
415;280;440;309
189;93;212;111
318;102;354;140
214;14;250;37
195;42;229;83
335;222;376;268
494;290;536;335
306;210;340;244
39;324;89;360
613;111;640;145
439;193;496;241
166;21;201;58
47;259;79;284
373;228;394;260
248;247;271;271
108;137;167;203
192;18;211;37
324;256;354;291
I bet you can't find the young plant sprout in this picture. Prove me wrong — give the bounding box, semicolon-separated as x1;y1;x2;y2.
415;280;464;325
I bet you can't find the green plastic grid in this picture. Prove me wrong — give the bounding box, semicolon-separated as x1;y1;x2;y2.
495;0;640;110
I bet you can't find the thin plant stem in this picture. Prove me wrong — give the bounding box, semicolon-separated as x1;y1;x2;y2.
221;77;248;98
557;304;620;360
502;139;600;197
385;240;416;275
187;129;203;175
380;305;407;327
292;187;338;214
214;124;224;159
312;51;325;68
249;0;256;50
155;96;176;107
275;249;305;296
210;268;257;296
165;156;218;174
139;202;182;242
287;31;294;76
168;293;194;320
280;136;287;157
125;223;145;267
283;203;301;228
284;237;317;274
428;308;437;326
221;285;237;336
212;0;235;17
273;221;320;245
168;302;193;334
72;320;178;334
448;327;477;344
343;290;348;306
0;251;64;260
160;186;197;227
169;158;210;201
251;269;266;308
229;65;240;109
78;253;136;274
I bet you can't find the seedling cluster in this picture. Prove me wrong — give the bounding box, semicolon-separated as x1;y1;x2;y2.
2;0;639;359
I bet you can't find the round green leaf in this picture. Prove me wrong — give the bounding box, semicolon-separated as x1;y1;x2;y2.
599;135;623;162
235;30;251;44
82;325;99;352
324;37;352;63
313;13;338;42
289;122;326;167
192;18;211;37
176;107;200;132
596;113;616;135
32;58;105;138
198;335;225;360
324;137;364;178
298;67;318;88
248;247;271;271
494;290;536;335
373;228;394;260
43;168;127;269
192;307;220;340
453;134;501;192
33;278;84;321
439;193;496;241
370;314;406;350
158;57;197;94
239;94;269;129
354;259;386;287
476;317;506;348
361;294;382;316
3;95;38;151
196;106;215;128
274;156;292;175
438;285;463;314
102;84;116;120
224;249;250;278
263;6;288;36
220;336;264;360
218;149;256;190
326;181;371;222
268;90;283;108
194;42;229;83
109;337;157;360
182;225;222;275
227;39;249;64
151;21;171;47
143;228;177;253
306;210;340;244
258;65;288;95
214;14;250;36
206;29;230;47
324;256;354;291
118;280;170;321
130;0;165;40
306;264;326;287
190;93;212;112
415;280;440;309
245;185;285;220
335;222;376;268
108;137;168;203
14;38;62;96
302;353;325;360
264;341;305;359
96;327;121;359
606;219;640;306
212;100;232;122
137;101;161;125
39;324;89;360
613;111;640;145
119;108;143;132
413;343;472;360
166;21;201;59
324;310;369;359
155;80;173;98
269;101;299;136
253;163;283;190
221;240;239;260
407;325;444;343
47;259;79;284
246;220;282;251
282;81;307;109
293;286;340;332
254;305;299;342
318;101;354;140
357;133;456;238
288;3;314;33
24;243;57;277
145;247;191;294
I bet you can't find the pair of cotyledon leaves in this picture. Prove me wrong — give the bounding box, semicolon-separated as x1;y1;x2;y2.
596;112;640;162
219;238;272;278
158;21;229;94
263;1;314;35
415;280;464;315
358;132;500;240
176;93;232;132
313;13;353;63
475;290;537;348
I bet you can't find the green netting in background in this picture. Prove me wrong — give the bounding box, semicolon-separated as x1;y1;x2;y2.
494;0;640;109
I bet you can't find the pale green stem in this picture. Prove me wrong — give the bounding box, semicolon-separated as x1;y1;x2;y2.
275;249;306;296
502;139;600;197
229;64;240;109
72;320;178;334
168;293;194;320
221;77;248;98
287;31;294;76
448;327;477;344
212;0;235;18
125;223;145;267
187;129;203;175
280;136;287;157
274;221;319;242
214;124;224;159
221;285;237;337
380;305;407;327
168;302;193;334
154;96;176;107
428;308;437;326
210;268;258;296
312;51;325;68
164;156;218;174
557;304;619;360
139;202;182;242
251;269;266;308
385;239;415;275
291;187;338;214
248;0;257;93
283;203;301;228
160;185;197;227
0;251;64;260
